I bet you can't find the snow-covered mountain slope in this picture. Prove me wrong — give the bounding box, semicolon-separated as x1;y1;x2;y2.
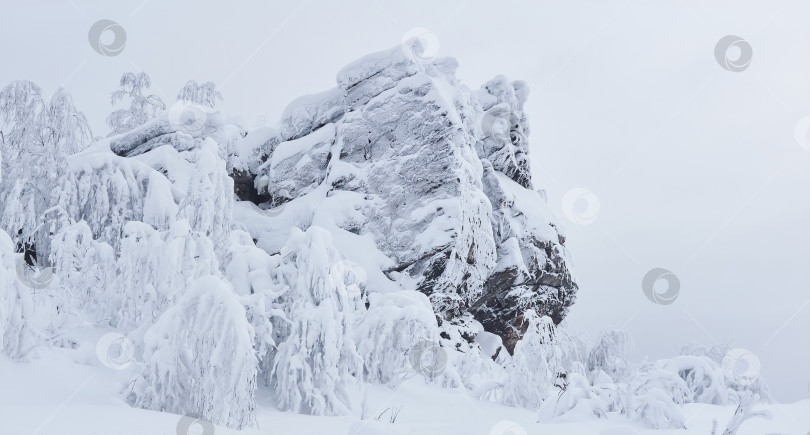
2;43;796;434
228;44;577;353
1;351;807;435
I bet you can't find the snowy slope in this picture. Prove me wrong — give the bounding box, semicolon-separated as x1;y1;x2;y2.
1;42;806;435
1;350;807;435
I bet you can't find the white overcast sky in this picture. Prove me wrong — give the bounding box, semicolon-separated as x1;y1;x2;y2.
2;0;809;401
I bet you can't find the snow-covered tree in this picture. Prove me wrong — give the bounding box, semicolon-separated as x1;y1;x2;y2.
130;275;257;429
63;152;179;250
0;229;35;360
271;226;363;416
537;371;610;422
679;342;771;402
49;221;115;325
106;72;165;135
631;387;686;429
113;220;217;331
660;355;731;405
226;229;287;381
503;310;561;408
627;364;690;429
177;80;222;108
587;329;635;383
355;290;437;384
0;81;92;263
177;139;233;260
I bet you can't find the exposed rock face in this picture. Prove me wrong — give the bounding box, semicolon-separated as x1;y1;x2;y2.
232;46;578;353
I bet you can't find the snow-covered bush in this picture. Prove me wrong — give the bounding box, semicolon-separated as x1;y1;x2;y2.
64;152;179;250
226;230;287;381
130;275;257;429
538;372;609;422
660;356;730;405
270;226;363;416
587;329;635;383
0;229;35;360
355;290;437;384
177;139;234;259
679;342;771;403
49;221;116;325
113;220;217;331
624;364;690;429
503;310;561;408
455;326;513;400
631;387;686;429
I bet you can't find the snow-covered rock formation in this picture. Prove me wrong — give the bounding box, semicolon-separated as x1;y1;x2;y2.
1;45;780;434
231;44;578;353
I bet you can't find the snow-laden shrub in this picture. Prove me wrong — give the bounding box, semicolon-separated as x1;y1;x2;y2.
587;329;635;383
632;363;690;406
557;325;589;375
113;220;217;331
355;290;437;384
177;139;233;259
538;358;688;428
661;356;729;405
679;342;771;403
271;226;363;416
64;136;231;258
456;330;509;400
226;230;287;381
503;310;561;408
49;221;116;323
627;364;689;429
0;229;35;360
631;387;686;429
130;275;257;429
65;152;179;250
538;372;609;422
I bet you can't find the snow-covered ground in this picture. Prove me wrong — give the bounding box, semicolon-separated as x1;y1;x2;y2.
1;345;807;435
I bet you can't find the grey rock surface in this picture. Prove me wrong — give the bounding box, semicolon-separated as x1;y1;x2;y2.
232;46;578;352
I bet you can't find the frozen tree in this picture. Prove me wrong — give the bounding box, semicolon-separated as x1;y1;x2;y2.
537;372;610;421
106;72;165;135
48;221;115;325
354;290;437;384
226;230;287;381
0;229;35;360
177;139;233;260
587;329;635;382
64;152;179;250
113;220;217;331
0;81;92;263
660;356;730;405
627;364;690;429
631;387;686;429
40;88;93;155
271;226;363;416
130;275;258;429
503;310;561;408
679;342;771;402
177;80;222;108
